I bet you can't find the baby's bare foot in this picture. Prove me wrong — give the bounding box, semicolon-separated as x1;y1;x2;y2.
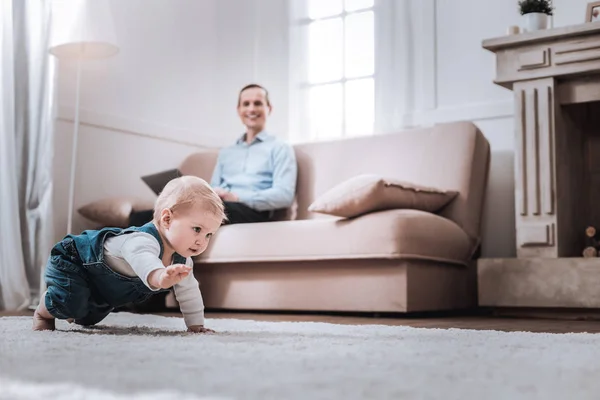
33;309;55;331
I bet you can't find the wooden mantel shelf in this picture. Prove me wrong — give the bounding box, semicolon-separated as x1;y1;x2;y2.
483;22;600;91
483;22;600;51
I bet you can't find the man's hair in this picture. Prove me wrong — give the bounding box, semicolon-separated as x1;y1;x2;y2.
237;84;271;108
153;175;226;225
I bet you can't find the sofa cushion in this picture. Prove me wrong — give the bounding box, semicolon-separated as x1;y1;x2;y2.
194;209;472;266
78;197;154;228
308;174;458;218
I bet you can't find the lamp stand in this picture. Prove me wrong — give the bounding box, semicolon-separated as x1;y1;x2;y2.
66;56;83;235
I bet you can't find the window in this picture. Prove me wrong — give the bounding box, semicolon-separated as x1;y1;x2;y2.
290;0;375;142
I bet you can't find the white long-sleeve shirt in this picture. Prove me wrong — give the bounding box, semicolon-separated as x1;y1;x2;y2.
103;232;205;327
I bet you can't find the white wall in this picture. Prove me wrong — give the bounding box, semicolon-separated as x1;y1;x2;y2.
54;0;593;257
412;0;592;258
53;0;289;241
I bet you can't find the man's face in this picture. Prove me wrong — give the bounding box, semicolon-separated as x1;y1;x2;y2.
237;87;271;133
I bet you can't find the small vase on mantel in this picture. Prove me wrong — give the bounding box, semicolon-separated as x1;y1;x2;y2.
523;12;549;31
518;0;553;32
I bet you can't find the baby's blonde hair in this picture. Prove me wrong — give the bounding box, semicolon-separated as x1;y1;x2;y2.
153;175;226;225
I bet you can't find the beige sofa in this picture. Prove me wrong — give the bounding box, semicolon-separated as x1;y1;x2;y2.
179;121;490;313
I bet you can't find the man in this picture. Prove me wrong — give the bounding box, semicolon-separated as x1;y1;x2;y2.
210;84;297;224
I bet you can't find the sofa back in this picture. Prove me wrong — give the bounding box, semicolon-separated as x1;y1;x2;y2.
179;121;490;246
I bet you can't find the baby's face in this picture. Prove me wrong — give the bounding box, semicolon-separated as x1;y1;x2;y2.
165;206;222;258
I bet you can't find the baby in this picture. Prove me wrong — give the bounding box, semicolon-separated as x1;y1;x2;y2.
33;175;225;332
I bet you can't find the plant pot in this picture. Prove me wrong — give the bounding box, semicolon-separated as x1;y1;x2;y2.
522;12;549;32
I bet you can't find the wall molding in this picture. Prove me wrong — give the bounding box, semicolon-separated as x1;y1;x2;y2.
405;99;514;127
57;106;216;149
63;99;514;148
425;99;514;124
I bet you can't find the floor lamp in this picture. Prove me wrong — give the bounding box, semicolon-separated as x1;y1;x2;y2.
49;0;119;234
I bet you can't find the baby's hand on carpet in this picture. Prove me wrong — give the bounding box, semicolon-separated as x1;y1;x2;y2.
149;264;192;289
187;325;216;333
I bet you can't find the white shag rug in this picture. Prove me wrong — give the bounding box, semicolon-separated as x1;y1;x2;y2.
1;313;600;400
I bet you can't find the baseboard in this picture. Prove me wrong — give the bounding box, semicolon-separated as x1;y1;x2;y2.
481;306;600;321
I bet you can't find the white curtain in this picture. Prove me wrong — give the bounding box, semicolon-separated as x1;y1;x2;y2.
0;0;55;310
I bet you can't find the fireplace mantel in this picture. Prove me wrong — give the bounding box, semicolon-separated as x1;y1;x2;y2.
483;22;600;97
479;23;600;309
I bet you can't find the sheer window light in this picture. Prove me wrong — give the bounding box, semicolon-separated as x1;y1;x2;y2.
292;0;376;142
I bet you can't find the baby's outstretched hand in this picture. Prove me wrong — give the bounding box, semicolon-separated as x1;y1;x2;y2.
188;325;216;333
149;264;192;289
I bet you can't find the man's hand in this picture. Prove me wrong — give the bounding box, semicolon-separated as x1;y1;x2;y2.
148;264;192;289
214;187;227;196
214;188;239;202
188;325;216;333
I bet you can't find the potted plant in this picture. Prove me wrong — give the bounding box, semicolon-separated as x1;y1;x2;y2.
518;0;553;32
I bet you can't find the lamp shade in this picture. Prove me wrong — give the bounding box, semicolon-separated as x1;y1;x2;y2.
50;0;119;59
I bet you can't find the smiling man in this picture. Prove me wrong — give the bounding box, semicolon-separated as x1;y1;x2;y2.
210;84;298;224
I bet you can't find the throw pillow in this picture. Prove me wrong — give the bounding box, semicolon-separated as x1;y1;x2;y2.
78;197;155;228
308;174;458;218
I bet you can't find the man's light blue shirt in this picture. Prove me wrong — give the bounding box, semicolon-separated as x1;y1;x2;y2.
210;132;298;211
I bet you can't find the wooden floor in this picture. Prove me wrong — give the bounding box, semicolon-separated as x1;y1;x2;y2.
5;309;600;334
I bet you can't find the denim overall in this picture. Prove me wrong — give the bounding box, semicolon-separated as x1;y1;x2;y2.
44;222;186;326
